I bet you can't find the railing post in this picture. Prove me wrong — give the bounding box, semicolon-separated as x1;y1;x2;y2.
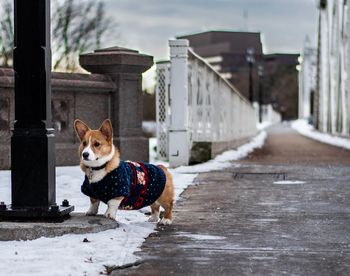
168;39;190;167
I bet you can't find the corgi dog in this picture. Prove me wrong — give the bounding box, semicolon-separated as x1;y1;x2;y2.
74;119;174;225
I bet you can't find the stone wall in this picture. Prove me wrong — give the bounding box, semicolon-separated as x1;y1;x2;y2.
0;47;153;169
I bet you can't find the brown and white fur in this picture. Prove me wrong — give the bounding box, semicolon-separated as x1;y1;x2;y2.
74;119;174;225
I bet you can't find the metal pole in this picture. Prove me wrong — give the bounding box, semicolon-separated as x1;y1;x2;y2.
258;82;262;123
0;0;73;219
249;62;254;103
258;65;264;123
246;48;255;103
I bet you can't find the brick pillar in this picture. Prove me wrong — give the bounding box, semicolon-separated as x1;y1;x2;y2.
80;47;153;162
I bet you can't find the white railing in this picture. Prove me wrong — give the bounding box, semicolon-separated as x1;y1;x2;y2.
255;104;281;124
187;50;256;142
265;104;282;124
317;1;350;135
298;38;317;120
156;39;257;167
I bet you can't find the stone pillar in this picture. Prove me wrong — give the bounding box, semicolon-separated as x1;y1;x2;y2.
80;47;153;162
168;40;190;167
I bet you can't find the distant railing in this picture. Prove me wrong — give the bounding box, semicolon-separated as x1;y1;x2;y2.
156;39;257;167
255;103;281;124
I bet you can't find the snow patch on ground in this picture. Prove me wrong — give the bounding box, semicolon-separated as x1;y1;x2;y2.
292;119;350;150
177;232;226;240
0;131;266;275
273;180;306;185
142;121;157;136
257;121;272;130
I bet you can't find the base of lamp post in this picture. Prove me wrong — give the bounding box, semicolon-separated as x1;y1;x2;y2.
0;204;74;221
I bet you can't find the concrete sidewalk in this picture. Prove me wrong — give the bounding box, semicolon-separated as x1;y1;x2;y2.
113;124;350;275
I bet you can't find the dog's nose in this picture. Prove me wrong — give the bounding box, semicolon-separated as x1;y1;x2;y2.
82;152;89;160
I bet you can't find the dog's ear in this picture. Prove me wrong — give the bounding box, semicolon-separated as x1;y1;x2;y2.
74;119;90;141
99;119;113;141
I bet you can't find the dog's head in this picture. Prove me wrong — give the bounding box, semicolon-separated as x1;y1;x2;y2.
74;119;115;168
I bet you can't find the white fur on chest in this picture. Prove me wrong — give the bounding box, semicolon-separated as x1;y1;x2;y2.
84;144;116;183
86;168;108;183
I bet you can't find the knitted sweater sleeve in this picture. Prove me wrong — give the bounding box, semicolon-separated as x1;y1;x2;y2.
81;176;94;198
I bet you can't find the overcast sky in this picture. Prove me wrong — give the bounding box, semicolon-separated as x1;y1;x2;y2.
102;0;319;88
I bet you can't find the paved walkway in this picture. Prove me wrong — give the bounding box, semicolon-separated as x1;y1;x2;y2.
114;123;350;276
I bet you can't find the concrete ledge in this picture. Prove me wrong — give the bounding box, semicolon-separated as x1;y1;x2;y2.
189;137;252;164
211;137;251;156
0;213;118;241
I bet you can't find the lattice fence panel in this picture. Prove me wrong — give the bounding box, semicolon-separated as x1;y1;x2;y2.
156;62;170;160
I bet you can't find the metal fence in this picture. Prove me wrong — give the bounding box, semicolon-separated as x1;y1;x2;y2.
156;39;257;167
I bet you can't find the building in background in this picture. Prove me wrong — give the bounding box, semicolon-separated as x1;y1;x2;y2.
178;30;263;101
178;30;300;120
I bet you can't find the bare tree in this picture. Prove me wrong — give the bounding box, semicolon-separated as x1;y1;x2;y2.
0;0;113;71
0;0;14;67
52;0;112;72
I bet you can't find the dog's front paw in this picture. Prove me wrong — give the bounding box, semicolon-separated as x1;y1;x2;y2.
85;209;98;216
159;218;172;225
86;205;99;216
104;209;116;220
86;200;99;216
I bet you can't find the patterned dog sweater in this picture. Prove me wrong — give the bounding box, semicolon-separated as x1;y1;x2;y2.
81;160;167;210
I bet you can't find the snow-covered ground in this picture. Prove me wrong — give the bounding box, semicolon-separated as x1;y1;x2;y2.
0;131;266;276
257;121;272;131
292;119;350;150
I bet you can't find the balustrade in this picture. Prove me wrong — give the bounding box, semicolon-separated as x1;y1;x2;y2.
156;39;257;167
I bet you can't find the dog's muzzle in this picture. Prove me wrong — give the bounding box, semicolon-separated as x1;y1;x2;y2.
82;152;89;160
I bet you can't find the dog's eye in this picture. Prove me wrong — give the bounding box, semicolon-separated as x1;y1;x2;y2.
94;142;100;147
82;141;87;147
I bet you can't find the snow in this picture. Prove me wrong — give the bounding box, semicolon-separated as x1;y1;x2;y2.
0;167;159;276
273;180;305;185
292;119;350;150
257;121;272;130
177;232;226;240
0;131;266;275
142;121;157;136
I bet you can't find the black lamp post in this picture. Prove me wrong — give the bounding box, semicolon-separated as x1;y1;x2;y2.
0;0;73;219
246;48;255;103
258;65;264;123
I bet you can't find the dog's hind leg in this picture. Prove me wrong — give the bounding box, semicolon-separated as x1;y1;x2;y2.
148;202;161;222
159;200;173;225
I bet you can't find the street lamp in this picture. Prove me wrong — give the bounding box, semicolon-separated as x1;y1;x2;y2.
0;0;74;220
258;65;264;123
246;48;255;103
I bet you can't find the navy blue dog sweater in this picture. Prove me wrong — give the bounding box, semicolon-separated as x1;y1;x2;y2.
81;161;167;210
